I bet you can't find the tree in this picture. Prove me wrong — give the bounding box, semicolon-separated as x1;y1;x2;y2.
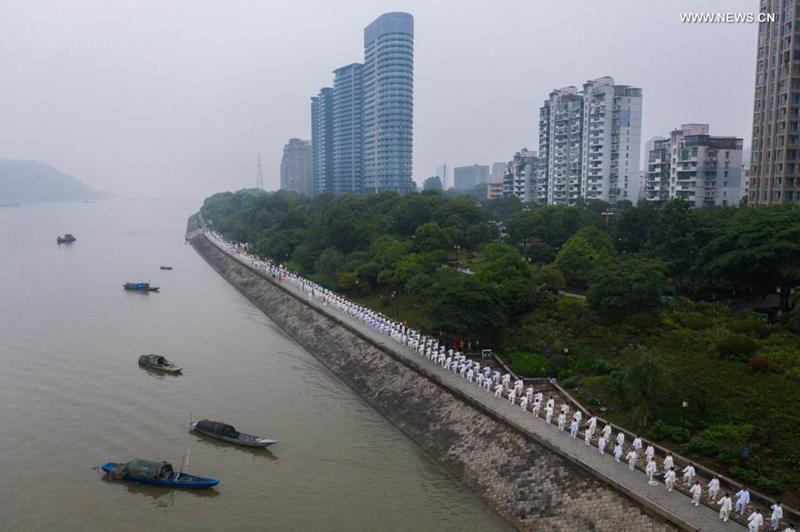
414;222;452;252
423;176;443;190
644;199;697;292
613;202;658;253
620;346;673;429
315;247;345;284
702;207;800;311
553;236;597;288
474;243;550;316
586;257;668;317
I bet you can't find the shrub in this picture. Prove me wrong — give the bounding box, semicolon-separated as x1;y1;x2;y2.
508;351;550;377
730;318;771;338
593;358;617;374
626;312;661;330
648;420;690;443
682;423;753;464
679;312;712;330
562;376;579;389
748;356;772;371
716;334;758;360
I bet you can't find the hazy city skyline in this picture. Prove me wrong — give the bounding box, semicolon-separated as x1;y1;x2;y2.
1;0;757;197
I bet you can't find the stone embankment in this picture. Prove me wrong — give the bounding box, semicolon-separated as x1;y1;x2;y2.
187;214;742;531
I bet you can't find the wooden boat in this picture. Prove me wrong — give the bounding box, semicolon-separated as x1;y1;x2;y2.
101;460;218;488
123;282;159;291
159;266;173;270
138;354;182;374
191;418;277;448
57;234;76;244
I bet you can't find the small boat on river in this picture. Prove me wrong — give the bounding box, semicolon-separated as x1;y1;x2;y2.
101;459;218;488
57;234;76;244
160;266;173;270
190;418;277;448
138;354;182;374
123;282;159;291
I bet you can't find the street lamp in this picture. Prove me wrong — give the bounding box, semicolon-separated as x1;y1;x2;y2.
564;347;569;372
681;399;688;427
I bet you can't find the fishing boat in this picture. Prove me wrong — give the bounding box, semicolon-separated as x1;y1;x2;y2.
159;266;173;270
138;354;182;374
190;418;277;448
57;234;76;244
123;282;159;291
101;459;218;488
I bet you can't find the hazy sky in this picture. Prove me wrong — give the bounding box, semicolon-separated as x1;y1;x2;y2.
1;0;757;197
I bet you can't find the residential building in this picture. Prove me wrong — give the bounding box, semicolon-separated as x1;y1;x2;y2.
491;162;507;183
750;2;799;204
486;181;504;200
280;138;312;196
453;164;490;190
311;87;334;195
645;124;744;207
511;149;537;201
538;77;642;205
362;12;415;194
645;138;671;203
332;63;364;195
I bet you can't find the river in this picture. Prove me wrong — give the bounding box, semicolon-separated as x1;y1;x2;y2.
0;197;510;531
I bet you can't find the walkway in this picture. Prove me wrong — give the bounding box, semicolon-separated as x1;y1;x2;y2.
198;231;750;531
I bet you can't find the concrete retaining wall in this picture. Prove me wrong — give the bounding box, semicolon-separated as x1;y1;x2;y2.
188;218;675;531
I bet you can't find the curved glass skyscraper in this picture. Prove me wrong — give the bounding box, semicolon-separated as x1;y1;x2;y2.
362;12;414;194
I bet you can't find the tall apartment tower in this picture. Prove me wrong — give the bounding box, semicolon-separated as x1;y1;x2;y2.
580;77;642;204
362;12;415;194
332;63;364;195
311;87;334;196
750;3;799;204
280;138;313;196
540;86;583;205
538;77;642;205
646;124;743;207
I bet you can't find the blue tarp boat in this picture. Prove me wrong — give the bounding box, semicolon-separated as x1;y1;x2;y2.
123;282;159;292
101;460;218;488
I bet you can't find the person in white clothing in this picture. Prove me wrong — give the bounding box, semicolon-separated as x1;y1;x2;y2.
645;444;655;463
632;436;642;452
662;453;674;474
494;383;503;398
557;412;566;431
719;493;733;522
682;463;696;486
645;457;657;481
749;509;764;532
569;419;579;439
616;432;625;447
664;467;676;492
587;415;597;435
689;481;702;506
626;449;637;471
532;400;541;417
545;405;554;425
584;426;593;445
708;476;720;501
736;487;751;515
783;525;797;532
771;501;783;530
602;424;612;440
519;395;528;411
598;435;607;455
613;443;622;463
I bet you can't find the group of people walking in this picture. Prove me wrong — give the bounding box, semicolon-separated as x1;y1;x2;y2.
204;228;795;532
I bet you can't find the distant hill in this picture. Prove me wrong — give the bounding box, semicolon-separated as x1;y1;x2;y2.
0;158;111;203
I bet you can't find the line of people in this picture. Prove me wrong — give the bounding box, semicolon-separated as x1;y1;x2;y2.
204;228;795;532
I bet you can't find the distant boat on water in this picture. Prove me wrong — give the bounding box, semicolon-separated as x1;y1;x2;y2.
138;354;181;373
160;266;173;270
190;418;277;448
101;459;218;488
123;282;159;292
57;234;76;244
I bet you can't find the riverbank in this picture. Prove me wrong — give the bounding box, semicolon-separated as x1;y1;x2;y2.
188;214;748;531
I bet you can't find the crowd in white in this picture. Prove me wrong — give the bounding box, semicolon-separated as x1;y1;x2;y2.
204;228;794;532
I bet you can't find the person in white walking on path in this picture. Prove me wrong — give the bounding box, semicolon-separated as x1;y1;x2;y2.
689;481;702;506
664;467;676;492
719;492;733;522
708;475;720;501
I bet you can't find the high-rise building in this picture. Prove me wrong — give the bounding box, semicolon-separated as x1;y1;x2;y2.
750;4;799;204
645;124;744;207
280;138;312;196
580;77;642;204
490;162;507;183
311;87;334;196
538;77;642;205
509;149;537;201
362;12;414;194
645;138;671;203
332;63;364;195
453;164;490;190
